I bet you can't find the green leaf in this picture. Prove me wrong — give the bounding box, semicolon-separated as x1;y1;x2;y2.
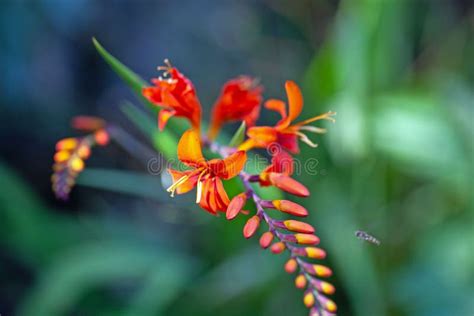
120;101;178;159
228;121;246;147
92;37;156;112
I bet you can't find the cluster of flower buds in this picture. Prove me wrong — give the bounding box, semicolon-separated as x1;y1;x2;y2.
52;116;110;200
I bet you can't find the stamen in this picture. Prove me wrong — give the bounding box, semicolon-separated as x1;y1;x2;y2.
294;111;337;127
166;174;190;197
296;132;318;148
299;126;327;134
195;169;208;204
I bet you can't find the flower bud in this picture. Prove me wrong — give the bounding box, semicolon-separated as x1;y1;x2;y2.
316;293;337;313
304;264;332;278
94;129;110;146
69;157;84;172
259;231;274;249
305;247;326;259
295;233;320;245
303;290;315;308
72;116;105;131
270;242;286;254
272;200;308;217
243;215;260;239
56;138;78;151
295;274;307;289
311;279;335;295
283;220;314;233
226;193;247;220
54;151;71;163
268;173;309;197
284;258;298;273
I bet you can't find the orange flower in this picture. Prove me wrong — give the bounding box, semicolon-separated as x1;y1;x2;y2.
208;76;263;140
167;129;247;214
142;60;202;131
239;81;335;153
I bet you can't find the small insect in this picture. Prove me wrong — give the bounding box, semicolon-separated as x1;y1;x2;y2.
355;230;381;245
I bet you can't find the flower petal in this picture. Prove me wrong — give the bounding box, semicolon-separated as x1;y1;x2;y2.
177;129;206;167
278;81;303;128
209;150;247;179
158;109;176;131
264;99;287;119
167;169;198;195
245;126;278;149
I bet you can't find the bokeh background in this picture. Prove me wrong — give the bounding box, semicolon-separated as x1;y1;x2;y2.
1;1;473;315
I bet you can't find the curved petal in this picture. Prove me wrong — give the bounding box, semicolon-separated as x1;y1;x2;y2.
278;81;303;128
158;109;176;131
209;150;247;179
246;126;278;147
265;99;287;119
167;169;198;194
177;129;206;167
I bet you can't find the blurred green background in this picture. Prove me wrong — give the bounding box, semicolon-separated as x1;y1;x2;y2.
1;1;473;315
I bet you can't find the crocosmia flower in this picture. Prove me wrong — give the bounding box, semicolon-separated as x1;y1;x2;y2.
142;60;202;131
167;129;247;214
208;76;263;139
239;81;335;153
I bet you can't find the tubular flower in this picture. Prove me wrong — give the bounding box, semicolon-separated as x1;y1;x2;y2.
258;149;309;197
208;76;263;140
142;59;202;131
239;81;336;153
167;129;246;215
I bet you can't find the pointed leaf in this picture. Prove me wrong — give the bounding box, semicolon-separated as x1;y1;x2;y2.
228;121;246;147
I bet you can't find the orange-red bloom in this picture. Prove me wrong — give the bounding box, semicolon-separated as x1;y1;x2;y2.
143;60;202;131
239;81;335;153
167;129;247;214
208;76;262;140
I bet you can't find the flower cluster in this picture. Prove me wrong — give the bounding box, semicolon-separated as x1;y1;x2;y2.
51;116;110;200
52;58;336;315
145;61;337;315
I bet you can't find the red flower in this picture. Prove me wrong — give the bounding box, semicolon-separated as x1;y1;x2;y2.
142;60;202;131
167;129;247;214
208;76;262;139
239;81;335;153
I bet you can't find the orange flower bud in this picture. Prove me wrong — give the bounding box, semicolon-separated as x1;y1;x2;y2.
283;220;314;233
319;281;335;295
272;200;308;217
54;151;71;163
295;234;320;245
243;215;260;239
268;173;309;197
71;116;105;131
305;247;326;259
77;145;91;159
303;291;315;308
259;231;274;249
284;258;298;273
94;129;110;146
69;157;84;172
315;293;337;313
270;242;286;254
311;264;332;278
226;193;247;220
56;138;78;151
295;274;307;289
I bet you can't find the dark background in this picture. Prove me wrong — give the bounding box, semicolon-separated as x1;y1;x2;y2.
1;1;473;315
